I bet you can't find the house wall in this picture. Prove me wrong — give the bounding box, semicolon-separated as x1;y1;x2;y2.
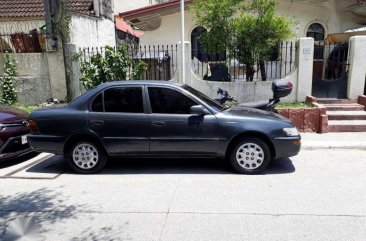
139;0;365;46
70;13;116;49
114;0;153;14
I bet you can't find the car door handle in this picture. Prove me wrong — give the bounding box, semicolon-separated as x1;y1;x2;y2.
152;121;165;126
90;120;104;126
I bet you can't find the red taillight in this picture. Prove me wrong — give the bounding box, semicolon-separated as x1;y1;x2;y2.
28;120;40;134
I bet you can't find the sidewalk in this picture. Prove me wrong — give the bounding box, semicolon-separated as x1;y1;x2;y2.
301;132;366;150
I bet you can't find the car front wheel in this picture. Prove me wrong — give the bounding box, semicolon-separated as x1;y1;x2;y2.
66;141;107;174
229;137;271;174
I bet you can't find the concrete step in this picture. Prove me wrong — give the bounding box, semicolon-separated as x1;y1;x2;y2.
317;98;358;104
327;111;366;120
328;120;366;132
323;104;364;111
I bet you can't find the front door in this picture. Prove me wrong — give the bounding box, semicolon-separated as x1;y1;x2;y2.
88;86;150;154
146;86;219;156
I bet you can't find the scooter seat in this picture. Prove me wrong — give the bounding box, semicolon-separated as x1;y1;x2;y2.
238;100;270;109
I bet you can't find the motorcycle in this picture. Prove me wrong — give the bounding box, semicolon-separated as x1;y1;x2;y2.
215;79;293;113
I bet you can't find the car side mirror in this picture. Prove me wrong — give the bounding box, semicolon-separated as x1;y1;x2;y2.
190;105;207;116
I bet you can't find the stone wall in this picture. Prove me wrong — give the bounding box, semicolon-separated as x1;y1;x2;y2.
0;53;52;105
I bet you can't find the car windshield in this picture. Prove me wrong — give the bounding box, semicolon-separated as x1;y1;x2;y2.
182;85;224;112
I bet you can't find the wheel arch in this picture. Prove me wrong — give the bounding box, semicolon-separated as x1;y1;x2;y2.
63;133;107;156
226;131;276;159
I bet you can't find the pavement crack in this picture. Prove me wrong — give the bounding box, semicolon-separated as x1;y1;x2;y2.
1;209;366;219
158;175;182;241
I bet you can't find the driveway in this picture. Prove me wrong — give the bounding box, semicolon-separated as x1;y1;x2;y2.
0;149;366;241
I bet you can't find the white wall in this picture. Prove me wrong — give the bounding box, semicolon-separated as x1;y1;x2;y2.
114;0;151;14
70;14;116;48
139;0;364;46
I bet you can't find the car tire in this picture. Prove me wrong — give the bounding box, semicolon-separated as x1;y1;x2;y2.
66;141;107;174
229;137;271;175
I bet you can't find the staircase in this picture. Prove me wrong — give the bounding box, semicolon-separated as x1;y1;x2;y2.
317;99;366;132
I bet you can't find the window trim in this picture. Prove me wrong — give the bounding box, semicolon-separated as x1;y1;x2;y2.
88;85;147;114
305;22;326;41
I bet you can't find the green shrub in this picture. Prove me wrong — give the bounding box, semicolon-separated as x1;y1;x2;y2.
1;53;17;105
80;45;147;90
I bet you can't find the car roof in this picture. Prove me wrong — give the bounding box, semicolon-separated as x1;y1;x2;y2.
99;80;185;88
67;80;186;110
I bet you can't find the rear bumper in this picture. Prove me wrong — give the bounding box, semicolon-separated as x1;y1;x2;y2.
273;136;301;159
28;135;65;155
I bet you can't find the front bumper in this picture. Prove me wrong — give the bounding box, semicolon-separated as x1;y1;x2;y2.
272;135;301;159
0;135;33;162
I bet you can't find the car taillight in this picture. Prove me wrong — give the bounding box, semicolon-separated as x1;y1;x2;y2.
28;120;40;134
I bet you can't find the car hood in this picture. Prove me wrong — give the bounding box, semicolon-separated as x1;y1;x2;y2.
222;106;291;122
0;104;29;123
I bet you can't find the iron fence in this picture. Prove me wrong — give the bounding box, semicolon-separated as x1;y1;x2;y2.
192;41;297;82
313;41;349;80
79;44;178;81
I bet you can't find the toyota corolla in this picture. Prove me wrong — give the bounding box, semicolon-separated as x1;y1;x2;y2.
28;81;301;174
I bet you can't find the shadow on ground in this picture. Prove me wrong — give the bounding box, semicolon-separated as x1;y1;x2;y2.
0;187;85;241
25;155;295;175
0;187;127;241
0;152;39;169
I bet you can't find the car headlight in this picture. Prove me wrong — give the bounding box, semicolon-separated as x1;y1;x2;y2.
283;127;299;136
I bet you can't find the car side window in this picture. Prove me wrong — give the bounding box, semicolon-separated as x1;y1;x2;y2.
91;93;103;112
148;87;197;114
104;87;144;113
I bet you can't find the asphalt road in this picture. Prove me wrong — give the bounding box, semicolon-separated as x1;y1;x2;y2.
0;149;366;241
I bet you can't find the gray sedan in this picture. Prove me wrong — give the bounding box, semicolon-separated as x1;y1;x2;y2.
28;81;301;174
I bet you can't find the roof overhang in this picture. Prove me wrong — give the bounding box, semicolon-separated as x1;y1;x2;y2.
345;1;366;17
115;17;144;38
326;30;366;43
119;0;192;31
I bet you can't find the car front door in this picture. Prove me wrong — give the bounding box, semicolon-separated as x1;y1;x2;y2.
146;86;219;156
88;86;150;154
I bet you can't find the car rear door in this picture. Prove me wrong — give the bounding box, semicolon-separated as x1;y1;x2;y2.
146;85;219;156
88;86;150;154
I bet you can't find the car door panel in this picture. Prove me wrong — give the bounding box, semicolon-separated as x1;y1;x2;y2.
88;86;150;154
149;114;218;154
147;86;219;155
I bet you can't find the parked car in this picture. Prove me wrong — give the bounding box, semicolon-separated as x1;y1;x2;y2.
28;81;301;174
0;104;32;161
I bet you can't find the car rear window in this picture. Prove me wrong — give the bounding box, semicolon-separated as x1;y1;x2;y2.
91;87;144;113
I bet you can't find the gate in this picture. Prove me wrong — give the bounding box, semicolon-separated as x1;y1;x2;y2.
311;41;349;98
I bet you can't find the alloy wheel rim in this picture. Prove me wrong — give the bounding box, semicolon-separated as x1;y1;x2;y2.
72;144;99;170
236;143;264;170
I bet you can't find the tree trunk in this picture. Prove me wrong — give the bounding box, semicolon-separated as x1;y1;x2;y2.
259;61;266;81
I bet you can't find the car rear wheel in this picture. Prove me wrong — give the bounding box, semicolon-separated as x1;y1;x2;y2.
66;141;107;174
229;137;271;174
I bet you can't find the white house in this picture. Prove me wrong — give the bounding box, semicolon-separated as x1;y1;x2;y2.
115;0;366;103
118;0;366;45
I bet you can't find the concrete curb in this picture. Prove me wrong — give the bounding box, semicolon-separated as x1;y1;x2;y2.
301;145;366;151
300;133;366;151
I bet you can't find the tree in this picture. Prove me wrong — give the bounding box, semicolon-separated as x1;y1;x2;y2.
1;53;17;105
80;45;147;90
192;0;294;81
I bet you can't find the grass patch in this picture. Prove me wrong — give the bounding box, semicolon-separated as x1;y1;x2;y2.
277;102;313;109
13;104;39;113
